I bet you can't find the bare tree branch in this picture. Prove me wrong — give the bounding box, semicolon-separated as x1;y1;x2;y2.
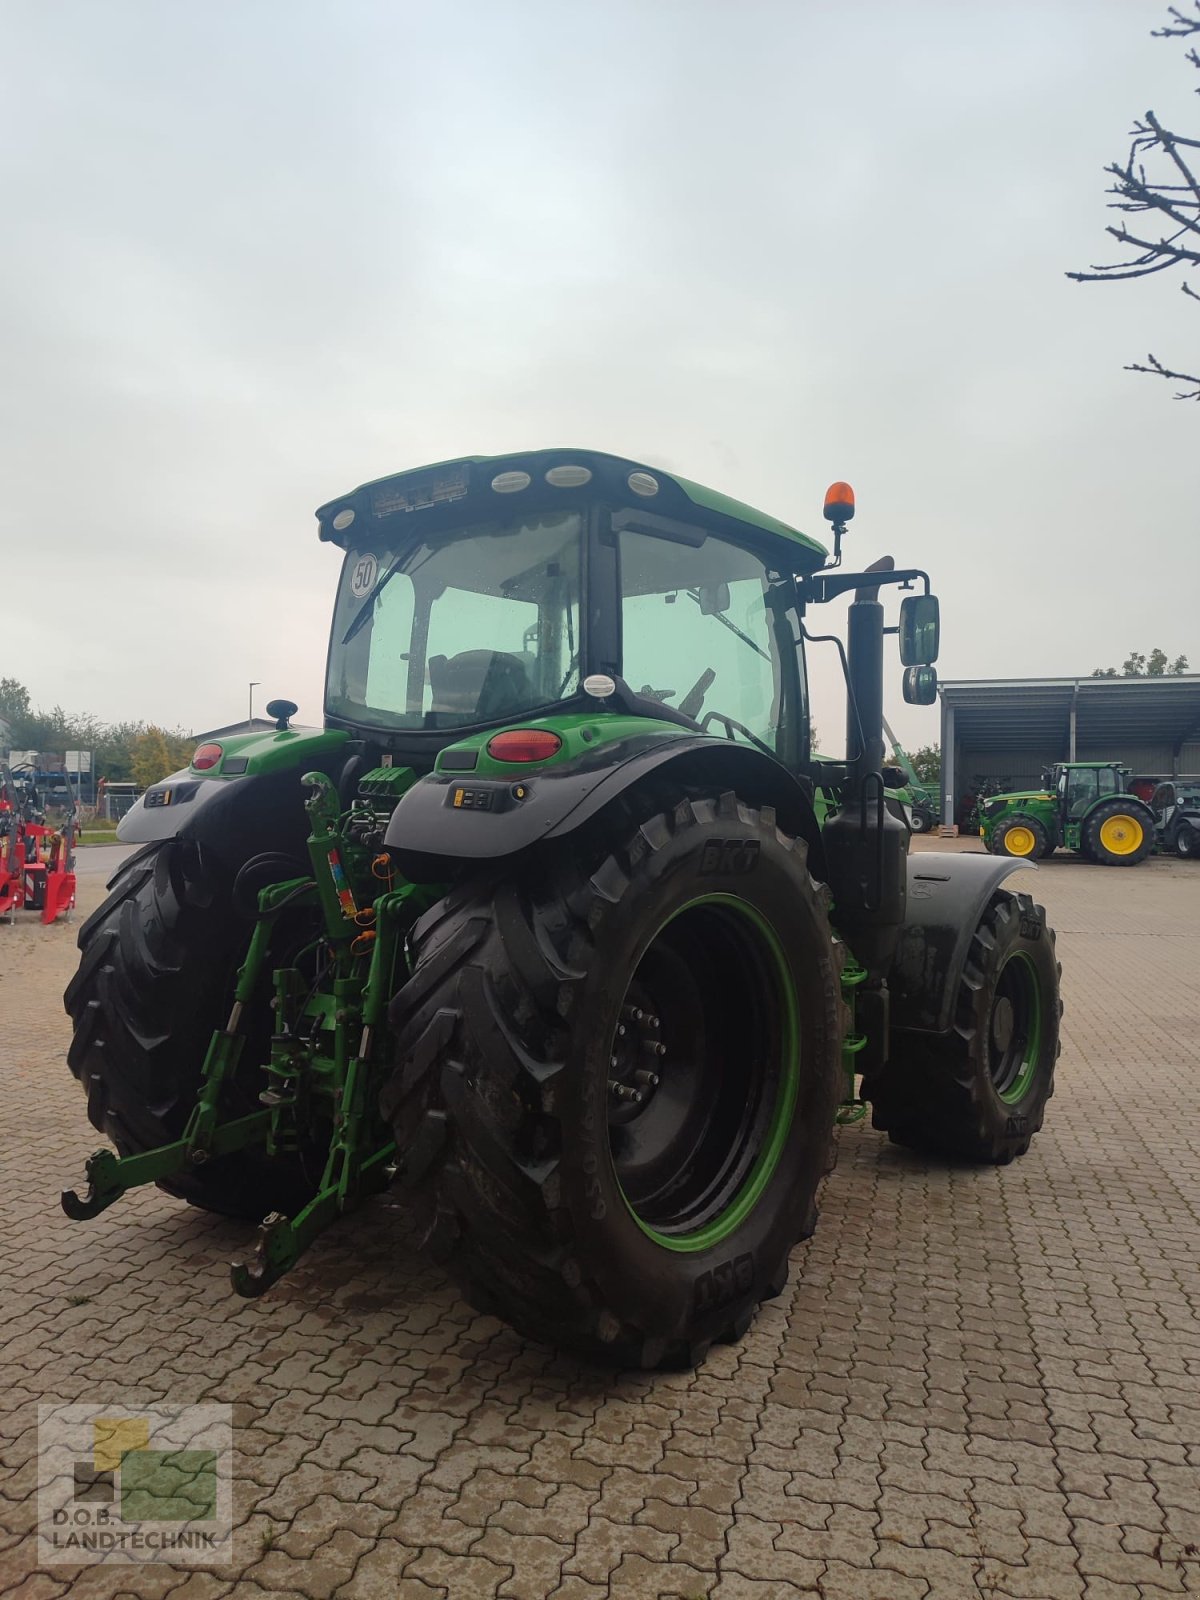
1125;351;1200;399
1152;5;1200;41
1069;3;1200;399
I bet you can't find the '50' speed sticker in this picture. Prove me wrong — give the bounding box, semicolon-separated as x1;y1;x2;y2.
349;553;378;599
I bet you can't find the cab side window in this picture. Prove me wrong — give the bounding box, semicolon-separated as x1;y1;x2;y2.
1066;769;1098;816
1150;783;1174;819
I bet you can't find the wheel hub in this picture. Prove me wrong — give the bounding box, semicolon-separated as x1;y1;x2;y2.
607;1001;667;1124
1099;814;1142;855
991;995;1015;1053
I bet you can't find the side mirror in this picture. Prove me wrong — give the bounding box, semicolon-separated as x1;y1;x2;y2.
265;698;298;731
899;594;940;665
902;665;938;706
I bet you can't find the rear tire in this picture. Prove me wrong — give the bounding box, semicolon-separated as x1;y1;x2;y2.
993;815;1047;861
384;792;844;1368
868;891;1061;1164
1084;799;1153;866
64;840;315;1218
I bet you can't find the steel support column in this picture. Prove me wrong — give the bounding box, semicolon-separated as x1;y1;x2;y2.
1069;683;1078;762
940;698;955;826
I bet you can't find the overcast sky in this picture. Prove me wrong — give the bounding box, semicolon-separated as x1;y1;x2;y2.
2;0;1197;752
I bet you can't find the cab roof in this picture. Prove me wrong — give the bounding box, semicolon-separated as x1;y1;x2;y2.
316;448;828;568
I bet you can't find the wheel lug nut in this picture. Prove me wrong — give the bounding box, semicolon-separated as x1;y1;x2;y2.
654;1042;667;1057
610;1055;619;1068
608;1080;643;1104
622;1005;644;1023
633;1070;659;1089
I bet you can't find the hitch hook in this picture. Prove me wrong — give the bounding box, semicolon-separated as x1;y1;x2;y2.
61;1149;124;1220
230;1211;299;1298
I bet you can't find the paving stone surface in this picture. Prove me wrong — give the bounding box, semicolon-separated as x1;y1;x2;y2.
1;841;1198;1598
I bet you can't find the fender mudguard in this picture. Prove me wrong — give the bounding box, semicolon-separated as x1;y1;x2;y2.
385;733;826;880
888;853;1035;1035
113;769;319;883
115;728;352;865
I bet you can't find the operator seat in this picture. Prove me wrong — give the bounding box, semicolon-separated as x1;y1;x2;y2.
428;650;533;720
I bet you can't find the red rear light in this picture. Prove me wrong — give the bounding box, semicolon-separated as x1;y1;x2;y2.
192;743;223;771
486;729;563;763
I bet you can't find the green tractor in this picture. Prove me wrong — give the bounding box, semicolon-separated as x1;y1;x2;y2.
881;715;939;834
62;451;1061;1368
979;761;1155;866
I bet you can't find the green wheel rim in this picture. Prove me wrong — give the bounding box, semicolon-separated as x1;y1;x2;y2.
610;893;799;1254
991;950;1042;1104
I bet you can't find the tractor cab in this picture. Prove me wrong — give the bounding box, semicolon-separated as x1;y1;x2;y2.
1050;762;1130;819
320;452;832;773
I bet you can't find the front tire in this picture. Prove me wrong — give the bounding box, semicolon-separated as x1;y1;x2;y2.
868;890;1061;1163
911;807;935;835
384;792;844;1368
63;840;315;1218
993;815;1047;861
1084;799;1153;866
1176;823;1197;859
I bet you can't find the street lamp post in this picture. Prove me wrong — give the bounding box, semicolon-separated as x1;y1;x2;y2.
248;681;261;724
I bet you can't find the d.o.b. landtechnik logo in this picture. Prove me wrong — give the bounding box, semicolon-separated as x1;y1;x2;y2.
38;1404;233;1564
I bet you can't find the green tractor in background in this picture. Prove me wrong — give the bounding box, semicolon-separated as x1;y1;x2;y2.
881;714;940;834
62;450;1061;1368
979;761;1155;865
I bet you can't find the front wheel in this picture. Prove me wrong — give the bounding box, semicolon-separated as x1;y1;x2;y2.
910;807;935;835
384;792;844;1368
992;815;1047;860
1177;823;1197;859
1084;800;1153;866
868;890;1061;1163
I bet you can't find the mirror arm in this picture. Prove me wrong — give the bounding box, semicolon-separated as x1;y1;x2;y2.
803;566;931;605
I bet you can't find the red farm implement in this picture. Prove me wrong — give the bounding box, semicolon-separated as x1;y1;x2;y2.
0;764;76;924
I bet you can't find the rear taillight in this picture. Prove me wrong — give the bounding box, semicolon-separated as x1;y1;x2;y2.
192;743;223;771
486;729;563;763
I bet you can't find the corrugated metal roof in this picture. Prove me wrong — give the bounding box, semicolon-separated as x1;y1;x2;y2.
940;675;1200;754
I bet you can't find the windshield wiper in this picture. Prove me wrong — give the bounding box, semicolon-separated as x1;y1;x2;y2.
685;589;771;661
341;547;437;645
341;558;404;645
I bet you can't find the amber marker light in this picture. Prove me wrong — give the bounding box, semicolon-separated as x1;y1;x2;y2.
823;482;855;522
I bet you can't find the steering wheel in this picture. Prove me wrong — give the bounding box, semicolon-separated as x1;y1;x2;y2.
678;667;716;722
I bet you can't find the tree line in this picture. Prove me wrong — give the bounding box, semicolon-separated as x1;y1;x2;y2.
1090;647;1189;677
0;677;195;789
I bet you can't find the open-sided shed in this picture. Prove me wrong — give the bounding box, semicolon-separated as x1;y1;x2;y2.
938;675;1200;825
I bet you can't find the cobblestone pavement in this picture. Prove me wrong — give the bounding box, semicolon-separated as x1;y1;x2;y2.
2;843;1198;1598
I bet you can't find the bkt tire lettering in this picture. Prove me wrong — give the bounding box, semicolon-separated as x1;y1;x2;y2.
699;840;761;877
693;1253;754;1313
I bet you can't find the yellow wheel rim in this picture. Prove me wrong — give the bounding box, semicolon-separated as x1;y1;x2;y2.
1004;826;1037;857
1098;814;1143;855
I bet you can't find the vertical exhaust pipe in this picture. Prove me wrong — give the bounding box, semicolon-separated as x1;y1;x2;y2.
845;556;893;793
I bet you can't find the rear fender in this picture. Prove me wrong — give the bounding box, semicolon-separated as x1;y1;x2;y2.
385;734;826;881
115;727;352;878
889;853;1035;1034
